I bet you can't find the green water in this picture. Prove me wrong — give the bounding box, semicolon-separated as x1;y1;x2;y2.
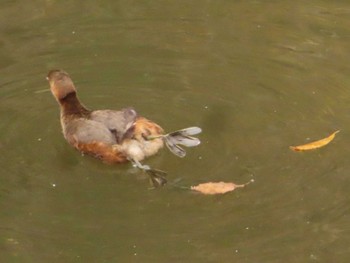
1;1;350;262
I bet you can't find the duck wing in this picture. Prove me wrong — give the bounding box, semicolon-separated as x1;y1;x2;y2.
89;107;138;143
63;118;117;145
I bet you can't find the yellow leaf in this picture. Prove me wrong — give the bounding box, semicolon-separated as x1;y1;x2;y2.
290;130;340;152
191;180;253;195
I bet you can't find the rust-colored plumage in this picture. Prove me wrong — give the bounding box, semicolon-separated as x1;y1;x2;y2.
47;69;201;186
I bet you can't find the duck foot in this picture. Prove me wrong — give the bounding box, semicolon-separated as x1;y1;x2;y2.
146;168;167;187
131;159;167;187
162;127;202;157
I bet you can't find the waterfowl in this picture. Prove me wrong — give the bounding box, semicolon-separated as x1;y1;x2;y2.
47;69;201;186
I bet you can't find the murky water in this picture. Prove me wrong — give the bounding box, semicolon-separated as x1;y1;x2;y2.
1;1;350;262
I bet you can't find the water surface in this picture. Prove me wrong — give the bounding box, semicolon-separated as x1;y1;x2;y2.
1;1;350;262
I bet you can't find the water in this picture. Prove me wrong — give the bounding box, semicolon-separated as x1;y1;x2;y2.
1;1;350;262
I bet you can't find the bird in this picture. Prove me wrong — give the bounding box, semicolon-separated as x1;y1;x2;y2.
47;69;201;186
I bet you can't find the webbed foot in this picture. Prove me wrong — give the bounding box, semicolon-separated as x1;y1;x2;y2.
162;127;202;157
131;159;167;187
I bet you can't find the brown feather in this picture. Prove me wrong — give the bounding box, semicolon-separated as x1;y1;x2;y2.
74;141;128;164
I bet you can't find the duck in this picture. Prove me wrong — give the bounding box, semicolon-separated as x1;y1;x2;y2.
47;69;201;186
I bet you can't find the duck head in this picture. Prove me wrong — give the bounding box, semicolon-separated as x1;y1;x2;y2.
47;69;76;101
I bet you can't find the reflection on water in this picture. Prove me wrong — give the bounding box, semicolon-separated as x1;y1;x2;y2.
1;1;350;262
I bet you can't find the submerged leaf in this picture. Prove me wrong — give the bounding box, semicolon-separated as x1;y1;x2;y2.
290;130;340;152
191;180;253;195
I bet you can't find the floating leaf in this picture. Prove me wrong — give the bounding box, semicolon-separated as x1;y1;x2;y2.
191;180;253;195
290;130;340;152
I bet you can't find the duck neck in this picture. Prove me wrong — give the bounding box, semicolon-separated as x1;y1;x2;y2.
59;91;90;116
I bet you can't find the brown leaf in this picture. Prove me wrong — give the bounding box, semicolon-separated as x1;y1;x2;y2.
191;180;253;195
290;130;340;152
